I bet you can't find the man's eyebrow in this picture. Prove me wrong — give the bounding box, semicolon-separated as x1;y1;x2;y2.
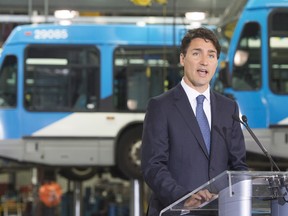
208;50;217;54
191;48;217;53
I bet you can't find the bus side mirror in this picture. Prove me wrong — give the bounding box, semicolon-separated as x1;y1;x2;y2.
213;61;231;93
219;61;231;87
234;50;249;66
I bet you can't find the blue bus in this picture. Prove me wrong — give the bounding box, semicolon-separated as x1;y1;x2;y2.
0;23;186;180
213;0;288;169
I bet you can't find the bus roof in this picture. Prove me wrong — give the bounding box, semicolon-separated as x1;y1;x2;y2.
3;23;187;47
246;0;288;9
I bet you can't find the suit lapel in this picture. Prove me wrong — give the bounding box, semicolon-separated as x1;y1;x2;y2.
173;84;210;158
210;91;222;156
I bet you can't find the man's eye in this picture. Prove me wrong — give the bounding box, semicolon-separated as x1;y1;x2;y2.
193;52;199;56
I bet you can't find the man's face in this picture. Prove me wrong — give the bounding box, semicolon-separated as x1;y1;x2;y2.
180;38;218;93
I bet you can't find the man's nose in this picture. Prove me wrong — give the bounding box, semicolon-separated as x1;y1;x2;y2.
199;55;208;65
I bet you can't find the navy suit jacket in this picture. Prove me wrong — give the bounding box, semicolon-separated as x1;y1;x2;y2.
141;83;248;216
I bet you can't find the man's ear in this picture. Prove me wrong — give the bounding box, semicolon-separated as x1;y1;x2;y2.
179;53;185;66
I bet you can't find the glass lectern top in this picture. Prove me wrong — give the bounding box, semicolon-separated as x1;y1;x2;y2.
160;171;288;216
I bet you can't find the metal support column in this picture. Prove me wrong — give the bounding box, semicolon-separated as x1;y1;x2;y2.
130;179;144;216
73;181;83;216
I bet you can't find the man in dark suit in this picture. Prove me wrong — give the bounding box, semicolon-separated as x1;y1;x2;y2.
141;27;248;216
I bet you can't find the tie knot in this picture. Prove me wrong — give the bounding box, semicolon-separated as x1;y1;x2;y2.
196;95;205;104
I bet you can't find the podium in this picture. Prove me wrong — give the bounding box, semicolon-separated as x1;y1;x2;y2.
159;171;288;216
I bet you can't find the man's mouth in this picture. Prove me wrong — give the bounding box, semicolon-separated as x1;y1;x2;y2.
197;69;208;77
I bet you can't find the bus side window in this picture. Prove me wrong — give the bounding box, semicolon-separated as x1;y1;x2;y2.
232;22;261;91
114;46;181;112
24;45;99;111
269;11;288;94
0;55;17;107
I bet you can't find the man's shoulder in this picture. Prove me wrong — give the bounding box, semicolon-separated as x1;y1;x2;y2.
152;83;182;101
212;90;235;104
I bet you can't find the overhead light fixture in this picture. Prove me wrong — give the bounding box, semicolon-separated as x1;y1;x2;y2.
188;22;202;29
185;12;206;21
54;10;79;19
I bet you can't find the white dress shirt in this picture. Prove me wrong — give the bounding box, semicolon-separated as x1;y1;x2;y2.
181;79;212;129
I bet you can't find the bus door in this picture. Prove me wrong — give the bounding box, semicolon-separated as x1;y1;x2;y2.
266;9;288;126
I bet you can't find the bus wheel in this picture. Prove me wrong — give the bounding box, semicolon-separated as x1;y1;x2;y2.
116;125;143;179
59;167;98;181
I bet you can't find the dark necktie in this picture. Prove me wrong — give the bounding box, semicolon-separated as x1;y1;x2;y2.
196;95;211;153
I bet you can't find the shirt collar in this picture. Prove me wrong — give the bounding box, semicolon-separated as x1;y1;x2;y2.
181;78;210;102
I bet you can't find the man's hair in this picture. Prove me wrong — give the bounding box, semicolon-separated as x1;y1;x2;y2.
180;27;221;59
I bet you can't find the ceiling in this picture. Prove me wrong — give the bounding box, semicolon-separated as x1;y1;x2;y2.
0;0;233;25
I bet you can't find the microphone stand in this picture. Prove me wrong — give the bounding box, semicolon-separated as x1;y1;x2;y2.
233;114;280;172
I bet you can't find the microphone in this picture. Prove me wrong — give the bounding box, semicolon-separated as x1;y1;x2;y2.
232;114;280;171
